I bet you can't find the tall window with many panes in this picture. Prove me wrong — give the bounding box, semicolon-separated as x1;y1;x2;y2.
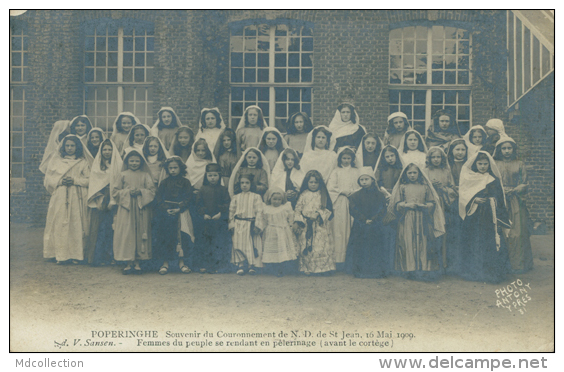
83;20;154;134
229;22;313;131
389;25;472;135
10;20;29;187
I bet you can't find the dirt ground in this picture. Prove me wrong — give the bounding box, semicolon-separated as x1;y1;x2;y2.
9;223;554;352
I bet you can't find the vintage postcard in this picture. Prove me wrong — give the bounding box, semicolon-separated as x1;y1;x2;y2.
9;9;554;357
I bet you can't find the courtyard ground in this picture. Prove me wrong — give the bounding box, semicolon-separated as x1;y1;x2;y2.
9;223;554;352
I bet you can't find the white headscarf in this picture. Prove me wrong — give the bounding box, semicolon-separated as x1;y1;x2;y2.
123;123;151;153
84;127;106;165
228;147;271;197
150;107;183;136
39;120;71;174
300;125;338;182
463;125;488;158
493;135;517;158
397;129;428;169
121;147;151;173
357;166;377;183
386;162;446;238
458;150;506;220
112;112;141;135
185;138;217;190
484;118;506;136
43;134;89;195
195;107;227;152
269;148;305;192
87;139;123;208
258;126;289;150
384;112;413;136
328;103;364;140
237;105;268;133
355;133;383;169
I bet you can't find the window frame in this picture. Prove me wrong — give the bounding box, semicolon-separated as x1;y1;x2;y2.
228;20;314;130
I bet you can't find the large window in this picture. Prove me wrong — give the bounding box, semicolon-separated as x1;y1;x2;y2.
10;20;28;185
389;25;471;134
83;20;154;133
230;22;313;130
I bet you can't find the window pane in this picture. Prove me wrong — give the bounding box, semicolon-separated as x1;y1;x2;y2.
445;91;456;104
445;71;456;84
276;104;287;117
12;68;22;82
108;68;118;82
96;52;106;66
146;53;154;67
96;37;106;51
244;53;256;67
12;53;21;66
289;88;300;102
275;88;287;101
245;37;256;51
275;69;286;83
134;69;145;82
288;53;300;67
288;69;299;82
146;38;154;51
95;68;106;82
85;37;95;51
403;40;414;53
135;53;145;66
244;69;256;83
12;132;23;148
232;102;243;116
108;37;118;51
245;88;256;100
389;90;400;104
416;40;427;54
302;38;313;51
414;105;425;120
231;53;243;67
232;87;243;101
258;87;269;101
301;69;313;82
458;90;470;104
257;69;269;82
257;39;270;52
123;52;133;66
432;71;443;84
458;71;469;85
415;71;427;84
257;53;269;67
275;54;287;67
108;52;118;66
400;91;412;104
231;68;242;82
12;148;23;164
135;37;145;51
85;52;95;66
124;87;135;101
124;37;133;51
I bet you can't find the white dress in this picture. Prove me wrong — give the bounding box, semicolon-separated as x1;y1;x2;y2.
259;203;299;263
229;191;264;267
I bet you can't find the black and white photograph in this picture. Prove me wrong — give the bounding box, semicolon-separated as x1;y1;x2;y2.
8;9;555;359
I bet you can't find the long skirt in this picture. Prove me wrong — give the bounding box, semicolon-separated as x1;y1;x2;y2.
194;218;231;272
348;220;389;278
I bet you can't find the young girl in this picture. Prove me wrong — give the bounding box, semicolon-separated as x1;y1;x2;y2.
355;133;383;169
142;136;169;187
270;148;305;207
459;151;511;283
186;138;216;191
258;188;299;276
111;112;139;154
446;139;468;188
236;105;266;158
398;130;428;170
258;127;288;172
213;128;238;187
195;163;231;273
284;112;313;156
463;125;488;158
228;147;270;198
327;147;361;268
424;147;457;271
482;118;506;155
113;148;156;274
150;107;182;151
374;145;404;200
85;127;105;160
383;112;411;149
195;108;226;152
68;115;93;147
293;170;335;275
387;163;445;281
152;156;194;275
123;123;150;154
425;110;461;150
328;103;366;153
229;174;264;275
40;120;71;174
43;135;90;263
300;126;338;183
494;137;533;274
347;167;390;278
85;139;122;266
169;126;195;163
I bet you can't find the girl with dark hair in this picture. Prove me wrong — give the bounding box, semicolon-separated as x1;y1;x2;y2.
186;138;215;191
228;147;270;198
194;163;231;274
270;148;305;207
386;163;445;281
169;126;195;163
374;145;404;200
236;105;266;158
113;149;156;274
299;125;338;182
123;123;150;154
142;136;169;187
463;125;488;158
68;115;93;147
213;128;238;187
398;130;427;170
355;133;383;170
258;127;288;172
229;174;264;275
152;156;194;275
446;139;468;187
458;151;511;283
111;112;139;154
195;108;226;152
493;137;533;274
43;135;90;264
383;112;412;149
425;110;461;150
327;147;360;268
284;112;313;156
85;139;122;266
293;170;335;275
328;103;366;152
85;127;105;160
150;107;182;151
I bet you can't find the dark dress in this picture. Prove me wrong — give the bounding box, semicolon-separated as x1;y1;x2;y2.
194;183;232;272
347;186;390;278
459;179;511;283
85;185;116;266
152;176;194;265
446;159;465;275
334;127;366;153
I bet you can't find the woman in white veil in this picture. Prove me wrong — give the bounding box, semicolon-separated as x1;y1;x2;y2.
299;125;337;183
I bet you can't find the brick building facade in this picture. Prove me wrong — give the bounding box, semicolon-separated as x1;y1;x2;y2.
9;10;554;230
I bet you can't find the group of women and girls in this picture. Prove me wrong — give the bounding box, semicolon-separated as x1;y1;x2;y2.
39;102;533;283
